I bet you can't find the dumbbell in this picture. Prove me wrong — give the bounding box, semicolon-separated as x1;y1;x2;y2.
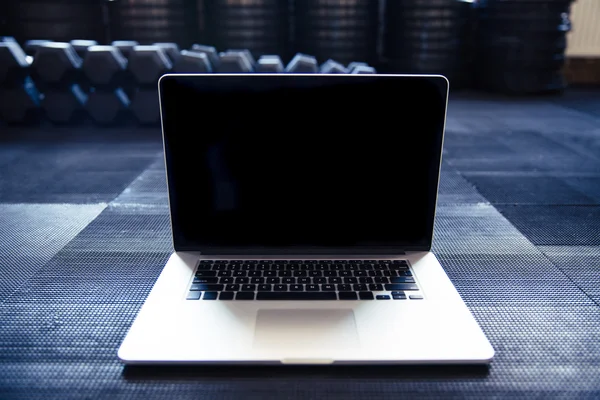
83;45;132;125
153;42;180;64
0;42;41;124
70;40;98;59
190;44;219;69
216;50;255;73
347;62;377;74
30;42;87;124
111;41;139;60
1;36;16;43
24;40;52;57
173;50;212;73
320;59;348;74
285;53;319;73
128;45;172;125
256;55;284;73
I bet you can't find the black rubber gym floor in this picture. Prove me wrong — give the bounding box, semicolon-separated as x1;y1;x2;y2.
1;89;599;398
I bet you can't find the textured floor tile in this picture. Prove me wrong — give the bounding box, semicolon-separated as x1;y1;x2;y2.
497;206;600;246
0;204;105;303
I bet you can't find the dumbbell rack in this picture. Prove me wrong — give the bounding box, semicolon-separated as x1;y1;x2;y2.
0;39;376;127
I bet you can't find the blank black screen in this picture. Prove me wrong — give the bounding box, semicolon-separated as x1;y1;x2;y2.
160;75;447;253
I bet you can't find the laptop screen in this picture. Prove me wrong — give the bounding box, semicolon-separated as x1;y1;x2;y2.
159;74;447;253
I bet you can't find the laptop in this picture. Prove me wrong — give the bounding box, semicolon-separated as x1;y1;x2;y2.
118;73;494;365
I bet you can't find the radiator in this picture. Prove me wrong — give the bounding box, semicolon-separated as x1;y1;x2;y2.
567;0;600;57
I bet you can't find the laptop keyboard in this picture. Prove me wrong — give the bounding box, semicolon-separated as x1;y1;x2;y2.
186;260;423;301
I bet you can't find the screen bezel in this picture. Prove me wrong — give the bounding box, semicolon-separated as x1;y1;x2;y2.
159;74;448;255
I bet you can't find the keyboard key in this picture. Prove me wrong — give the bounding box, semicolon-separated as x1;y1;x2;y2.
344;277;358;284
251;277;264;284
340;271;351;277
282;277;295;284
376;295;390;300
359;277;373;284
322;284;335;291
258;284;272;291
385;284;419;291
400;271;413;276
324;271;337;277
220;292;234;300
242;284;256;292
217;271;231;277
197;264;212;270
355;270;367;277
249;271;262;277
274;284;287;291
294;271;307;277
235;277;249;284
190;284;223;292
392;294;407;300
265;271;277;277
234;271;245;277
359;292;374;300
203;292;218;300
195;271;217;277
329;277;342;284
390;277;416;283
290;284;303;291
226;284;239;291
279;271;292;277
298;277;310;284
369;270;382;277
369;284;384;291
338;292;358;300
257;292;337;300
193;277;219;284
353;284;368;291
314;277;327;284
409;295;424;300
267;277;280;284
186;291;201;300
306;284;319;291
337;284;352;291
220;277;234;284
236;292;255;300
375;277;389;284
309;270;322;277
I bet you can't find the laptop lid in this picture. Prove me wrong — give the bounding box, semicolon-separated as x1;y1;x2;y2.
158;74;448;255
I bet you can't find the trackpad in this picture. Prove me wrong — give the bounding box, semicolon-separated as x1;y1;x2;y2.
253;309;360;352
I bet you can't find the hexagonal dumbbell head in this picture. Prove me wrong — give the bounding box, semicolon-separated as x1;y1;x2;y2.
285;53;318;73
83;45;128;88
31;42;83;90
190;44;219;68
225;49;256;67
0;42;30;87
216;51;254;73
86;88;131;125
256;55;284;73
41;85;87;124
319;59;348;74
350;65;376;74
153;43;180;64
0;79;41;124
128;45;172;86
70;39;98;59
130;89;160;125
173;50;212;73
24;39;53;56
112;41;139;60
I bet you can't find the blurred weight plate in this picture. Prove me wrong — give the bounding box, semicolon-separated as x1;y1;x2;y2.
6;1;104;42
109;0;194;46
294;0;378;64
477;32;567;51
477;54;566;70
204;0;289;58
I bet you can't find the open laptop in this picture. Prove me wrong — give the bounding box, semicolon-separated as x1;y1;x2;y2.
118;74;494;365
